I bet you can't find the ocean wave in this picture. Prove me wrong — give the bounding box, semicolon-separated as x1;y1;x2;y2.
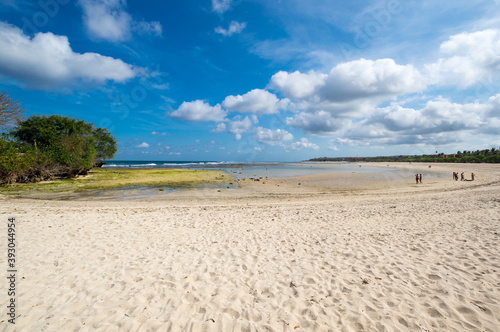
103;163;158;168
131;163;157;167
102;161;282;168
161;162;200;166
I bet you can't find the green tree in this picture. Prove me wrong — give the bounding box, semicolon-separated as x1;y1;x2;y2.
11;115;94;147
11;115;117;161
92;127;117;161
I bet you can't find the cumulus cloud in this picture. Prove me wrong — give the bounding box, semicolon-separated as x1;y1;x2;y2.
286;111;345;135
211;122;227;133
487;93;500;117
223;89;289;114
269;70;327;99
228;116;254;140
215;21;247;36
321;59;425;102
254;127;294;146
170;100;227;122
78;0;162;42
271;58;425;119
271;59;425;106
136;142;150;148
341;98;490;146
79;0;132;41
426;29;500;88
0;22;136;89
290;138;319;150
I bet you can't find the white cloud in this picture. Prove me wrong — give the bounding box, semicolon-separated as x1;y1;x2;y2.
286;111;345;135
212;0;232;13
210;116;257;139
228;116;254;140
211;122;227;133
223;89;289;114
170;100;227;122
269;70;326;99
0;22;136;89
487;93;500;117
426;29;500;87
418;98;485;132
290;138;319;150
79;0;132;42
342;97;490;146
321;58;425;103
215;21;247;36
78;0;162;42
254;127;294;146
136;142;150;148
270;58;425;119
380;105;426;131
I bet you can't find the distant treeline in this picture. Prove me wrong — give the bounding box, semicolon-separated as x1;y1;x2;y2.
310;148;500;164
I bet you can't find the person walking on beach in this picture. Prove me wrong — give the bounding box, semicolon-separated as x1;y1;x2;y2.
419;174;422;183
415;174;419;184
471;172;475;181
461;172;464;181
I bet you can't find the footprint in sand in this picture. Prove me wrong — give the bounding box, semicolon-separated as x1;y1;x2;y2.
136;307;160;323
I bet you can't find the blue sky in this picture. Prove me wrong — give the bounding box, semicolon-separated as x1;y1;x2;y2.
1;0;500;161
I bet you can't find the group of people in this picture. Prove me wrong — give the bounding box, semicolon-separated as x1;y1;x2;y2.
414;171;476;184
415;171;476;184
453;171;475;181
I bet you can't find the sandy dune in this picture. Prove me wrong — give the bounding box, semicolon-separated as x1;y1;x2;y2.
1;163;499;331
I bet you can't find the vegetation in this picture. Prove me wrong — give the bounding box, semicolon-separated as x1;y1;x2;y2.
0;92;117;185
0;168;231;195
310;148;500;164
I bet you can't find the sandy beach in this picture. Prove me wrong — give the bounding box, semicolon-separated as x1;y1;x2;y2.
1;162;499;331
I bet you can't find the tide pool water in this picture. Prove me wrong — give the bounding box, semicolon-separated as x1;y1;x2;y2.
199;163;397;179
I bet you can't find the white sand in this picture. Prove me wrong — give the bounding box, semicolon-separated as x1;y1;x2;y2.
1;163;499;331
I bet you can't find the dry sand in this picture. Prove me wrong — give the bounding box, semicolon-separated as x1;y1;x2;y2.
1;163;499;331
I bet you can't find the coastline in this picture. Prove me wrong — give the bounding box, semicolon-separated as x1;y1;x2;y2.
1;163;499;331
